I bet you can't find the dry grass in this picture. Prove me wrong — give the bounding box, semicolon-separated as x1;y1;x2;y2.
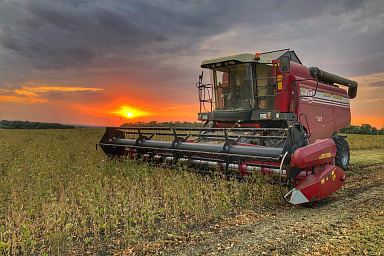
344;134;384;164
345;134;384;150
350;149;384;165
316;209;384;255
0;129;280;255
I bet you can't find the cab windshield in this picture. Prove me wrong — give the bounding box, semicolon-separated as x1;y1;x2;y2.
211;63;276;111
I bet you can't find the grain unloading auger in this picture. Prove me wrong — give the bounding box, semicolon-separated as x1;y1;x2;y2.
99;49;357;205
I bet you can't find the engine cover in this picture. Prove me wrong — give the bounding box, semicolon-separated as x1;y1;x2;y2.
291;139;336;168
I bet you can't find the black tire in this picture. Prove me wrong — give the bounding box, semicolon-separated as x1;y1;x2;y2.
333;137;350;170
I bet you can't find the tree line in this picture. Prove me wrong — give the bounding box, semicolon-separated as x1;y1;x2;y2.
0;120;75;129
339;124;384;135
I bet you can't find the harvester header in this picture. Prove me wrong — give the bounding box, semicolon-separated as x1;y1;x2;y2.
99;49;357;205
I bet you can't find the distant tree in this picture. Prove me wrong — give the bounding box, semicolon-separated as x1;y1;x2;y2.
0;120;75;129
339;123;383;135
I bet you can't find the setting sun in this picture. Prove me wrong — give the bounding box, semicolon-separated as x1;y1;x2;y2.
111;106;151;119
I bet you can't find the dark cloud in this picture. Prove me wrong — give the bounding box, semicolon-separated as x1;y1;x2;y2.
0;0;382;105
272;0;365;16
0;81;22;91
0;90;17;96
368;81;384;87
0;0;379;71
0;0;168;70
39;90;101;101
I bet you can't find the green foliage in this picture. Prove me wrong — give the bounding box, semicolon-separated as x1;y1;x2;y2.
0;241;10;250
0;120;75;129
340;124;384;135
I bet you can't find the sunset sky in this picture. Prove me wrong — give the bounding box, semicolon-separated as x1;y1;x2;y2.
0;0;383;128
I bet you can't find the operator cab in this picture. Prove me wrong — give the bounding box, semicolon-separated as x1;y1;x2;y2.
197;49;301;124
212;62;275;111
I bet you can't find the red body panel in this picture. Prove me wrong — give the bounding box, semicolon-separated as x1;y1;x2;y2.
290;62;314;80
291;65;351;143
291;139;336;168
332;86;351;132
295;164;345;201
274;60;351;142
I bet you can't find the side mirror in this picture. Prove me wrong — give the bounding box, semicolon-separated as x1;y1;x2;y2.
279;56;290;73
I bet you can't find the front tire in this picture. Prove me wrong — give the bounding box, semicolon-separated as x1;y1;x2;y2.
333;137;350;170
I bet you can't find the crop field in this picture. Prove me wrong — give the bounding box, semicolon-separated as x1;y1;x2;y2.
0;129;383;255
345;134;384;165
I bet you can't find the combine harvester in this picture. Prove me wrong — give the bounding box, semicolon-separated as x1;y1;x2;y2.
99;49;358;205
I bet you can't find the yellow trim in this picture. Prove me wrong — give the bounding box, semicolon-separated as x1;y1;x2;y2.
277;75;283;90
319;152;331;159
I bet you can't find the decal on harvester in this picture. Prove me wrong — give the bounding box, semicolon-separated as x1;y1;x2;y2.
332;169;336;181
319;152;331;159
277;75;283;90
321;168;337;185
307;89;314;103
300;87;350;108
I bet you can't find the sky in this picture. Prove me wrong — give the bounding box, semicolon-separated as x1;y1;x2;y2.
0;0;383;128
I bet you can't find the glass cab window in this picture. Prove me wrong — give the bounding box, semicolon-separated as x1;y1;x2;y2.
255;64;275;110
212;64;254;111
210;63;275;111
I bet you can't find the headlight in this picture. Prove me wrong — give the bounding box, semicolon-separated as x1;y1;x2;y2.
198;113;208;121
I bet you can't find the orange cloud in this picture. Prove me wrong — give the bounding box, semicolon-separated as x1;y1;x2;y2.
0;95;47;103
0;85;105;104
351;72;384;85
26;86;104;93
14;89;39;97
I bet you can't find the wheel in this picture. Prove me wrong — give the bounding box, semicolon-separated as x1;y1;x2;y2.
333;137;350;170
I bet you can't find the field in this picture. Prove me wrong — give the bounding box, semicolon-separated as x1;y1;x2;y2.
0;129;383;255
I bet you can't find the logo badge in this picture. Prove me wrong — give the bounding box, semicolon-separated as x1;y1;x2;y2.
307;89;313;103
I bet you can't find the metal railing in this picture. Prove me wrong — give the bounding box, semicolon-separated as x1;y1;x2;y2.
196;72;213;113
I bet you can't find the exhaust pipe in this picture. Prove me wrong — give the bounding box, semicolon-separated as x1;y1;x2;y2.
309;67;358;99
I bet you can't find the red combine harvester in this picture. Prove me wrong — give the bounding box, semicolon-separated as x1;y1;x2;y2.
99;49;358;205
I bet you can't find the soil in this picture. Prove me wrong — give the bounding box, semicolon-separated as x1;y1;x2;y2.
156;163;384;256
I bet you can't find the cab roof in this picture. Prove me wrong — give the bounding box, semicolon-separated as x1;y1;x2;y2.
201;49;301;68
